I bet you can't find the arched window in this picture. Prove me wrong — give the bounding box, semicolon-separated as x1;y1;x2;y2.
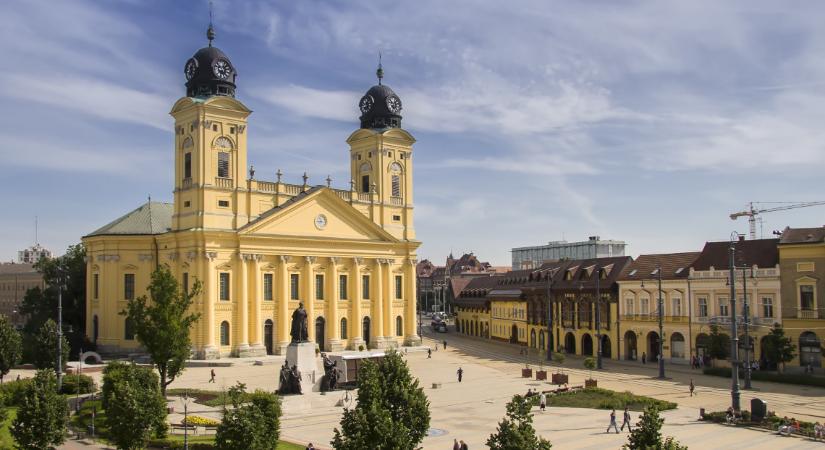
396;316;403;337
340;318;348;340
124;317;135;340
220;321;230;346
389;163;403;197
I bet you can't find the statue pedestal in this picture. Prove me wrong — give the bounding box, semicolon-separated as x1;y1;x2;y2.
286;342;320;392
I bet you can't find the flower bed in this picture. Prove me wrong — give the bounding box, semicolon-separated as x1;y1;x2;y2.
182;415;220;427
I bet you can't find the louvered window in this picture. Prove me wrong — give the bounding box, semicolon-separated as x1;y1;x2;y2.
218;152;230;178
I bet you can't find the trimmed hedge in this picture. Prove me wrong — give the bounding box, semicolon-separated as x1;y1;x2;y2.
702;409;817;435
702;367;825;388
146;439;215;450
0;379;33;407
542;387;677;411
60;374;96;395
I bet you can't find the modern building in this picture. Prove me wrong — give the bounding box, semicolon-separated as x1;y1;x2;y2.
17;243;52;265
511;236;626;270
82;25;421;358
778;227;825;368
0;263;45;327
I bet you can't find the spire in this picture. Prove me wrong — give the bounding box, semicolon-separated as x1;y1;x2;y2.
207;1;215;46
376;51;384;85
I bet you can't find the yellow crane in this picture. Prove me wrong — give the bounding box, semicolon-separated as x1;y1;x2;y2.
730;201;825;239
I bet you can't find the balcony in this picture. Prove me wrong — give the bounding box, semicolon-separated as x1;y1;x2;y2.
182;177;192;189
214;177;234;189
799;310;820;319
389;196;403;206
622;314;687;323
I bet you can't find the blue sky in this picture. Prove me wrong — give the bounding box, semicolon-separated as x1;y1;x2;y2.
2;0;825;266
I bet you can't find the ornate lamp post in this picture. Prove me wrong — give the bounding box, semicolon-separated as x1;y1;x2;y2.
729;232;741;411
656;265;665;379
545;269;554;362
595;267;603;370
183;391;190;450
54;265;68;392
741;266;752;390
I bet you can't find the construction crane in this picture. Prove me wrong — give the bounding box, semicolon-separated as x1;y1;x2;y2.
730;201;825;239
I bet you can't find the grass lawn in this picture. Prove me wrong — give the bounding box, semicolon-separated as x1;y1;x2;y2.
167;388;256;407
0;408;17;448
545;387;677;411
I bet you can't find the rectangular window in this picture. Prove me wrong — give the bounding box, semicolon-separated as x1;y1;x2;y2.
182;272;189;295
124;274;135;300
800;285;815;310
672;297;681;316
263;274;273;301
362;275;370;299
362;175;370;193
640;298;649;315
339;275;348;300
290;274;300;300
218;152;230;178
395;275;402;299
698;297;708;317
218;200;230;207
718;296;729;316
219;273;230;301
762;296;773;318
184;152;192;179
93;274;99;300
391;174;401;197
316;274;324;300
625;298;634;315
184;200;191;207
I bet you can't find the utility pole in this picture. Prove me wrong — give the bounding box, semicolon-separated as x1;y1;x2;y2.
729;232;741;411
545;269;554;362
742;266;752;390
657;265;665;379
596;267;603;370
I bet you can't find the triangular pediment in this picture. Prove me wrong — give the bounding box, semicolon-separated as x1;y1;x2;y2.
240;188;399;243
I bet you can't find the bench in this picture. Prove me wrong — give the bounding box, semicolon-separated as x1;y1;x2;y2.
171;424;198;435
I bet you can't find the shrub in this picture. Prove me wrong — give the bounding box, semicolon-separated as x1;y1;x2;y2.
60;373;96;394
146;439;216;449
11;369;68;449
0;378;32;407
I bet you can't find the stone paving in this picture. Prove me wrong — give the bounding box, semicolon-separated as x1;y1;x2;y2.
54;326;825;449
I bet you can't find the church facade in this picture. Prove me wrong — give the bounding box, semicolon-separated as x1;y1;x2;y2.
83;26;421;359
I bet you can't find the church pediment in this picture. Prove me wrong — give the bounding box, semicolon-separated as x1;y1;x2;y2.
240;188;399;243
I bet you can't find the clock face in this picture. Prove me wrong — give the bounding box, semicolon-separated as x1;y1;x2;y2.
213;59;231;80
314;214;328;230
184;59;198;81
359;95;374;114
386;95;402;113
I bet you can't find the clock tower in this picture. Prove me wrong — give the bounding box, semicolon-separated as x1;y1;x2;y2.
347;63;416;240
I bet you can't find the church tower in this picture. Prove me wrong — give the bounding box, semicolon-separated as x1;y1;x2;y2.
170;24;252;231
347;62;416;241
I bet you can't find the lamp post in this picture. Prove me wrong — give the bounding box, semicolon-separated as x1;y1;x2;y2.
595;267;603;370
183;391;190;450
656;264;665;379
55;266;67;392
741;266;752;390
728;232;741;411
76;347;82;413
545;269;554;362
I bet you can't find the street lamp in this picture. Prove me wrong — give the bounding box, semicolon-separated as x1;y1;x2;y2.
595;267;603;370
183;390;190;450
54;265;68;392
728;232;741;411
641;265;666;379
545;269;554;362
740;266;753;390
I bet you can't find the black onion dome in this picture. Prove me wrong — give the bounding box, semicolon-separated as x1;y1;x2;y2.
358;65;403;129
184;26;237;98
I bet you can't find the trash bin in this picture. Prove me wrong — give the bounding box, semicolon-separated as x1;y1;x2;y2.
751;398;767;423
699;407;705;419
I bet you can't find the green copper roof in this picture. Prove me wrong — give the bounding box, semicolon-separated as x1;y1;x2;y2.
86;201;173;237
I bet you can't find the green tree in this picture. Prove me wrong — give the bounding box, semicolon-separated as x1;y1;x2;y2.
122;266;201;395
102;361;167;450
20;244;88;361
487;394;552;450
706;324;729;366
583;357;596;380
30;319;70;371
0;314;22;383
11;369;68;449
215;382;282;450
332;349;430;450
763;324;796;373
624;406;686;450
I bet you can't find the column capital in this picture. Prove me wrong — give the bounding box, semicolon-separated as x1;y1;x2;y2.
279;255;291;263
305;256;317;265
167;252;179;261
240;253;262;261
204;252;218;261
406;258;418;265
352;256;364;265
187;251;198;261
329;256;340;265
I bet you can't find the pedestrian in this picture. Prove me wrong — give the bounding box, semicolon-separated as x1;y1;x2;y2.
539;392;547;412
620;406;632;432
306;444;314;450
15;374;20;382
460;440;468;450
427;348;432;358
443;339;447;350
689;378;695;397
606;409;619;433
457;367;464;383
641;352;646;364
453;438;461;450
209;368;216;383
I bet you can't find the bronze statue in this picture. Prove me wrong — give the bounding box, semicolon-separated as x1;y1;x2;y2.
290;364;303;394
277;360;291;394
290;303;308;343
321;353;339;392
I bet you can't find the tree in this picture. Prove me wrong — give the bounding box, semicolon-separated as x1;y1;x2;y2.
11;369;68;449
20;244;88;361
215;382;282;450
583;357;596;380
487;394;552;450
552;352;565;373
706;324;729;366
0;314;22;383
763;324;796;373
30;319;70;371
122;266;201;395
102;361;167;450
332;349;430;450
624;406;686;450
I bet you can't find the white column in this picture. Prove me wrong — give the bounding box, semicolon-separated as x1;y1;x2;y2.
327;257;342;351
350;257;364;349
202;251;219;359
276;255;290;355
372;258;385;346
237;253;250;356
404;258;420;346
250;255;265;354
304;256;316;343
382;260;393;346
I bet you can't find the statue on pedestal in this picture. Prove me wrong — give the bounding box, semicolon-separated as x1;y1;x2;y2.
290;303;308;343
277;360;304;395
321;353;339;392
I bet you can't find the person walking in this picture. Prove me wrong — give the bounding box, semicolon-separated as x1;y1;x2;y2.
453;438;461;450
457;367;464;382
641;352;646;364
459;440;468;450
305;444;314;450
443;339;448;350
209;368;216;383
606;409;619;433
689;378;695;397
539;392;547;412
620;406;632;432
428;348;432;358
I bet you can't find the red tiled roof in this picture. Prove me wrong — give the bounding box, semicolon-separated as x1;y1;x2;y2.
692;239;778;270
618;252;700;281
780;226;825;244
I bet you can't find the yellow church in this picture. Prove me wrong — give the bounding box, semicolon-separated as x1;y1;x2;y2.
82;25;421;359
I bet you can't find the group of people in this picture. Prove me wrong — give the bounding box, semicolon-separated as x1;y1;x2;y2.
777;416;801;436
277;360;303;395
452;439;469;450
606;407;634;433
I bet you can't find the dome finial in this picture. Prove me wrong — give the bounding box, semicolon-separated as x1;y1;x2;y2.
207;1;215;46
376;51;384;85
